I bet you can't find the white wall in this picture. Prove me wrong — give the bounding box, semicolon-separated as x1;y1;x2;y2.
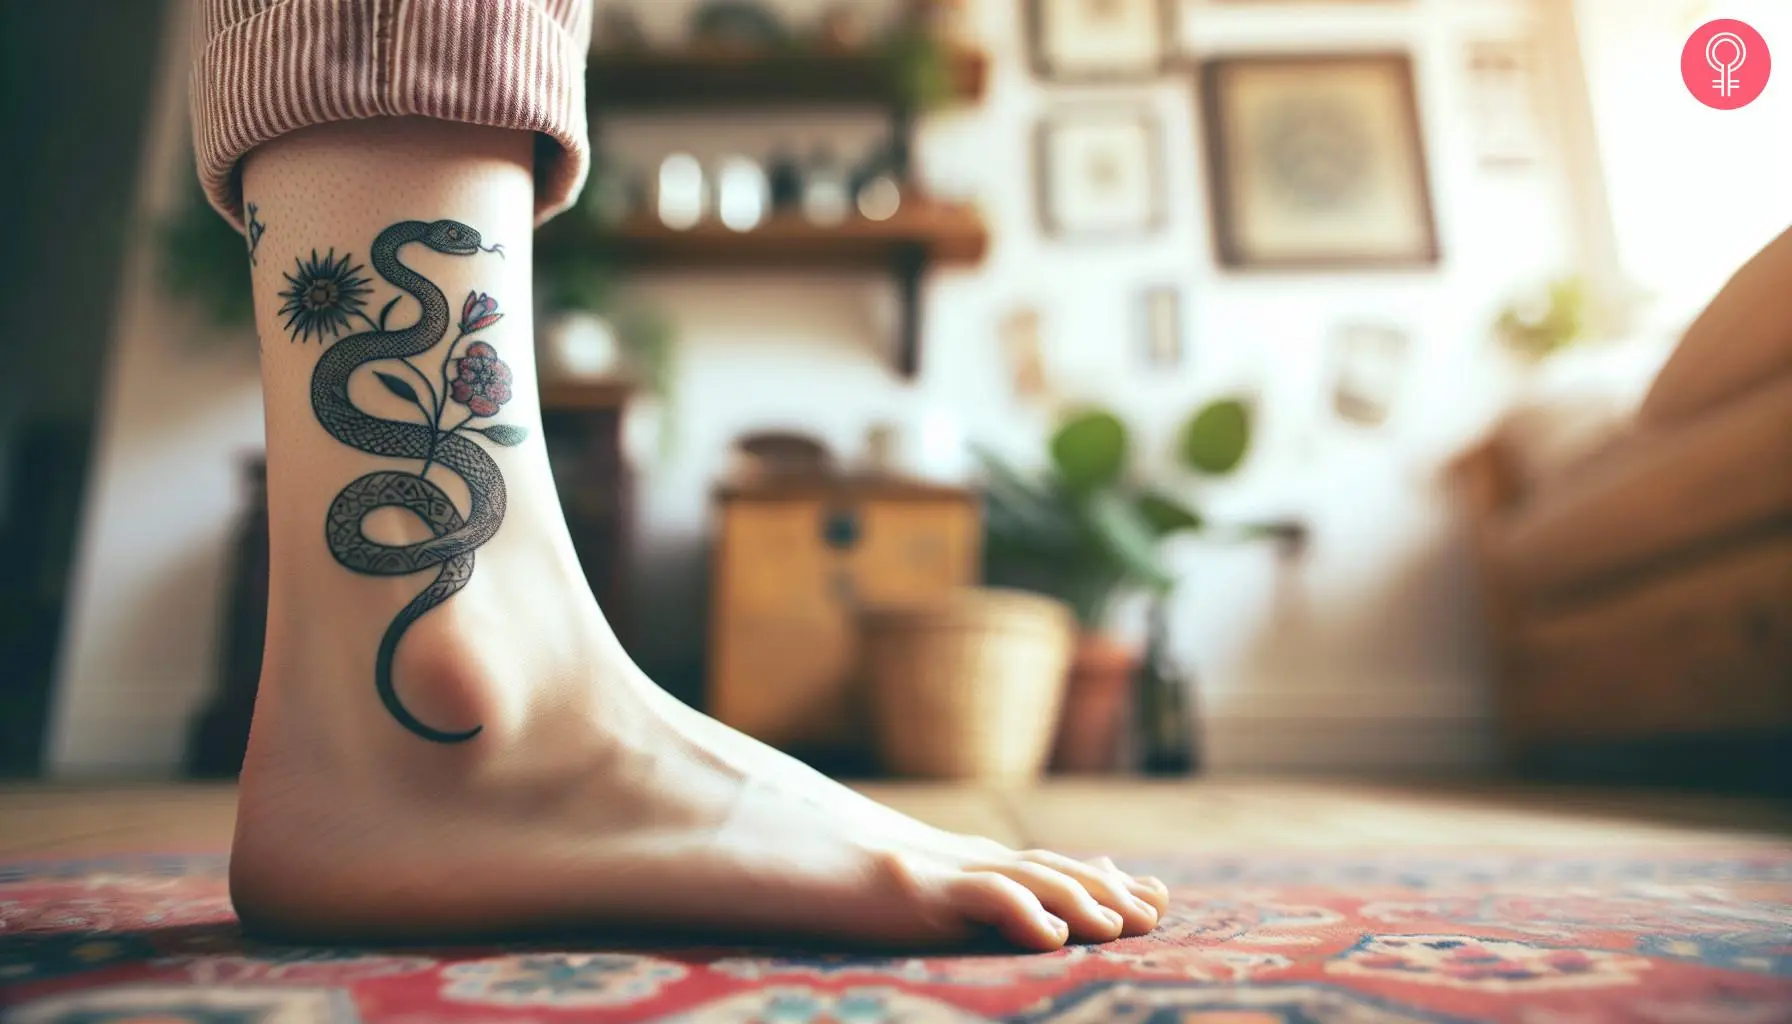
54;0;1598;775
615;0;1585;773
1572;0;1792;332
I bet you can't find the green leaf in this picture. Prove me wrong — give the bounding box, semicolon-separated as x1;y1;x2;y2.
1050;409;1128;492
377;295;402;331
881;26;953;112
977;447;1057;512
1135;491;1204;536
975;448;1080;556
1083;490;1175;591
477;424;529;446
375;371;419;404
537;245;618;316
156;175;254;331
1180;398;1251;476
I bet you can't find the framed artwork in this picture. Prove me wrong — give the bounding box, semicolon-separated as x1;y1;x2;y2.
1000;307;1050;400
1139;287;1184;369
1200;53;1440;268
1329;321;1410;427
1466;40;1541;167
1036;106;1166;239
1026;0;1174;81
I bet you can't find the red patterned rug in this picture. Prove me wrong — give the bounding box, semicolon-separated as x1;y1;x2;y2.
2;852;1789;1022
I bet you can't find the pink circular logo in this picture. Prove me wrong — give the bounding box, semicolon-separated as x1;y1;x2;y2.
1682;19;1770;109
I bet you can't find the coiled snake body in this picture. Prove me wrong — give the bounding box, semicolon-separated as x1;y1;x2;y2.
311;219;502;743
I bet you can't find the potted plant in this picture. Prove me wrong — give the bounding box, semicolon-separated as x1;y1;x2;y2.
534;171;680;453
1495;275;1589;364
977;397;1292;772
157;174;255;331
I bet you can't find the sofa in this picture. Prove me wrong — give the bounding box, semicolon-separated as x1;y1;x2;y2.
1452;226;1792;794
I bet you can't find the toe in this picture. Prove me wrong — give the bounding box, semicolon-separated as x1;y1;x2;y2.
1094;855;1171;917
1021;850;1159;936
987;861;1125;943
945;871;1069;952
1092;857;1167;931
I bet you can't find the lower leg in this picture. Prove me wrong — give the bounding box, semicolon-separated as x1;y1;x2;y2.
234;116;1165;948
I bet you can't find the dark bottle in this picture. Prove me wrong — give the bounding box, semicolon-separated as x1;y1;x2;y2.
1137;597;1199;776
767;147;805;212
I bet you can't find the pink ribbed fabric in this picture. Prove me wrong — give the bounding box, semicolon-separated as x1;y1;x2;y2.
190;0;593;231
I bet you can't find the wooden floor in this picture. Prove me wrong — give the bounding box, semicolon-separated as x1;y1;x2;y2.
2;780;1788;859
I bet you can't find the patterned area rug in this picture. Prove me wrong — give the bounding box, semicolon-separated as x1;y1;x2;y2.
2;853;1789;1023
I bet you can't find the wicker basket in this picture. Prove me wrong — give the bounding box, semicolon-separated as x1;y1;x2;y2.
860;588;1075;783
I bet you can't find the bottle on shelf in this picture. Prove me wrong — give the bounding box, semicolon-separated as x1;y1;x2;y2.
715;155;770;232
852;142;905;222
767;146;805;213
655;152;707;231
802;146;851;226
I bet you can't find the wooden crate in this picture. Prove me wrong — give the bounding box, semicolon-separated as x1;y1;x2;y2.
708;478;980;752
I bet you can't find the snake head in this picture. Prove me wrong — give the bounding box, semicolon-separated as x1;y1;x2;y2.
425;219;486;256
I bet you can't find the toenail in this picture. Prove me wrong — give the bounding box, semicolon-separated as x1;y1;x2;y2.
1130;895;1156;918
1100;907;1123;929
1046;914;1069;938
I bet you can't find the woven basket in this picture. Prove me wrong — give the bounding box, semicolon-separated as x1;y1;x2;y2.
860;588;1075;783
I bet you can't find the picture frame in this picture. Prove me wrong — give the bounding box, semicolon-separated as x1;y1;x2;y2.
1466;39;1541;168
1200;53;1440;269
1000;307;1051;400
1026;0;1175;82
1329;321;1410;427
1036;106;1166;240
1139;287;1184;369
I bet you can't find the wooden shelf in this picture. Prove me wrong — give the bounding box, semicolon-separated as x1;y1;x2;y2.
588;46;988;109
578;202;987;272
540;379;634;411
540;203;987;379
576;46;993;380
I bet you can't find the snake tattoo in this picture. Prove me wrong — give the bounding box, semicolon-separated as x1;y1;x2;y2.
285;218;521;744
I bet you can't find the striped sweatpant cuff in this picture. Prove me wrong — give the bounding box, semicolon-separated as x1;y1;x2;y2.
189;0;593;232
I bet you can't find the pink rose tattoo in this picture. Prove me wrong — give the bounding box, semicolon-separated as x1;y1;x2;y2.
451;341;515;417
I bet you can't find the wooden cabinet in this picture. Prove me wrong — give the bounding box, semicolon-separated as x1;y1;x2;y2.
540;382;634;648
708;479;980;753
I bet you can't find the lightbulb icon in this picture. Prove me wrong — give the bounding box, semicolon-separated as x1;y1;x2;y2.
1706;31;1748;97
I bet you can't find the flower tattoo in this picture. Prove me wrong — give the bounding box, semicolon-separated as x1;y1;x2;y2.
451;342;515;417
461;291;503;334
277;249;373;342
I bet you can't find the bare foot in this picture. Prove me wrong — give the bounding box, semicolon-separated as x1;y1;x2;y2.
231;537;1166;950
231;116;1165;953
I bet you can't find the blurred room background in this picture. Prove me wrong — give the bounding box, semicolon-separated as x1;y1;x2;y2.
2;0;1787;790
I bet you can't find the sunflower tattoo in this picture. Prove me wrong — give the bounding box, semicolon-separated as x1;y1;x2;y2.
277;248;373;342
